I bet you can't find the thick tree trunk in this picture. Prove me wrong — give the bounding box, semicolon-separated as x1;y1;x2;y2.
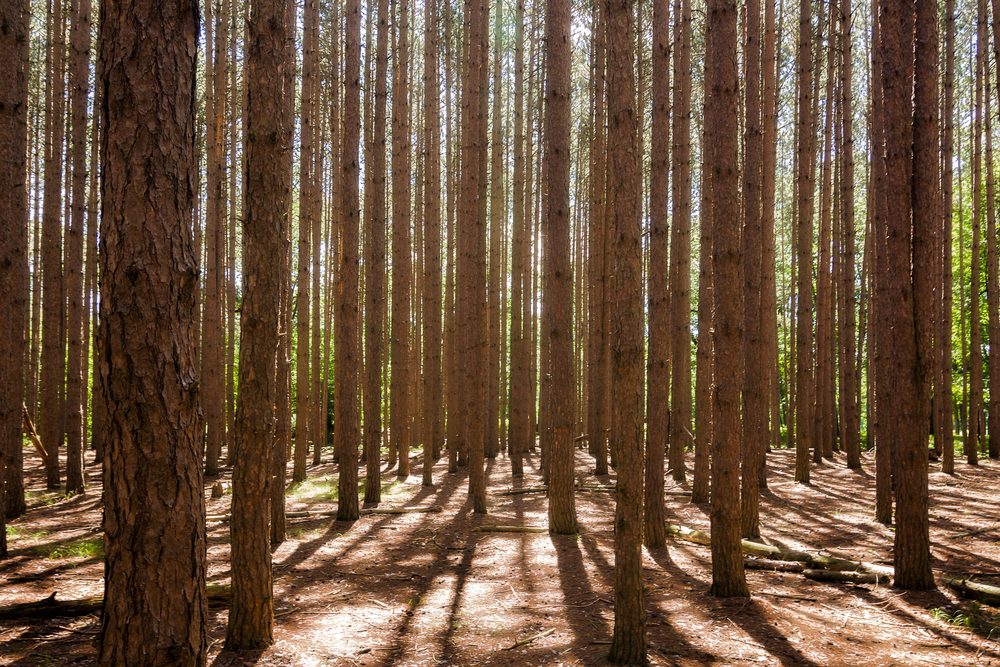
741;0;764;539
644;0;669;549
336;0;362;522
390;0;412;481
606;0;646;659
97;0;207;660
793;0;815;484
544;0;577;536
422;0;443;487
706;0;749;599
0;0;30;558
226;0;290;642
364;0;389;506
668;0;692;486
64;0;92;495
40;0;68;490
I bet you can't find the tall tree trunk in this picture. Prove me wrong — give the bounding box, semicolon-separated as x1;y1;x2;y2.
0;0;30;558
877;0;934;590
226;0;290;641
294;0;318;482
793;0;815;484
544;0;577;536
337;0;362;522
586;0;610;477
40;0;68;490
970;0;986;466
391;0;412;480
644;0;669;548
706;0;749;599
741;0;764;539
364;0;389;505
422;0;443;486
939;0;956;474
64;0;92;494
668;0;692;486
97;0;207;659
606;0;646;659
203;0;228;478
459;0;488;514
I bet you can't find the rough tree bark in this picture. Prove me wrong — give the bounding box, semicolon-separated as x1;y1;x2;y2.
337;0;362;522
606;0;646;658
226;0;290;641
544;0;578;536
0;0;30;558
97;0;207;660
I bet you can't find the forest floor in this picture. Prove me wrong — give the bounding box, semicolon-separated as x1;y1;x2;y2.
2;445;1000;666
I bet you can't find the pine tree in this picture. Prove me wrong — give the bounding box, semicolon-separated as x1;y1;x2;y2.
606;0;647;657
0;0;30;558
544;0;577;536
97;0;207;658
226;0;291;641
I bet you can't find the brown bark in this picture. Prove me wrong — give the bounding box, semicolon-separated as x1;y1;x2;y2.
970;0;986;466
422;0;443;486
487;1;504;462
606;0;646;658
876;0;934;590
97;0;207;659
544;0;577;536
294;0;318;483
668;0;692;486
644;0;669;549
706;0;749;599
226;0;290;641
838;0;860;470
64;0;91;495
40;0;67;490
364;0;389;505
337;0;362;522
693;61;713;505
939;0;955;474
391;0;412;480
793;0;815;484
0;0;30;558
202;0;228;478
740;0;764;540
459;0;488;514
509;0;529;478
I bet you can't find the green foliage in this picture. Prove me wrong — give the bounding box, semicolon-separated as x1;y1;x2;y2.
33;536;103;560
5;524;48;541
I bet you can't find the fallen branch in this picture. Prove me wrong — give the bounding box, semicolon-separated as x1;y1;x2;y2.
505;627;554;650
206;505;442;522
476;525;549;534
952;524;1000;539
744;558;806;573
803;569;882;585
0;585;230;621
22;404;47;462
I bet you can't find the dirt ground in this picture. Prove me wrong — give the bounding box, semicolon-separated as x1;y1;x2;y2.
2;445;1000;666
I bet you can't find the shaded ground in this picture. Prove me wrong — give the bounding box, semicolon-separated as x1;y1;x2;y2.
2;444;1000;666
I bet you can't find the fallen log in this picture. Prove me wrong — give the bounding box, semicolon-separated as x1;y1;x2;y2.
803;569;882;585
206;505;442;522
744;558;806;573
667;522;1000;606
475;525;549;534
0;585;230;621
